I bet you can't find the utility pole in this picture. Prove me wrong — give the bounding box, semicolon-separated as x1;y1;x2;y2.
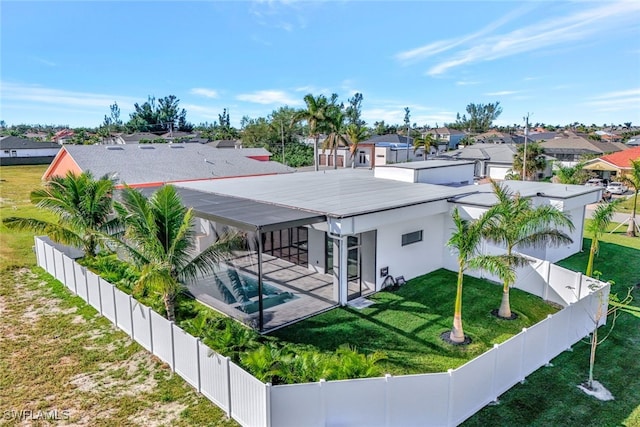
522;113;530;181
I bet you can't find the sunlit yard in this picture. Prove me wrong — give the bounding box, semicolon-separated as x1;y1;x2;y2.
273;270;558;375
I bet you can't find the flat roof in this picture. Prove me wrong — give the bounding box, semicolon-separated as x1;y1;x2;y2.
450;181;601;207
376;160;476;170
177;169;474;218
176;187;326;232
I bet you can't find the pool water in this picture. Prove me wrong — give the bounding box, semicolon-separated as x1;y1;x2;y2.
208;266;297;314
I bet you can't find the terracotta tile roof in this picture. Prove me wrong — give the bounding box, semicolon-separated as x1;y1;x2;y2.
598;146;640;168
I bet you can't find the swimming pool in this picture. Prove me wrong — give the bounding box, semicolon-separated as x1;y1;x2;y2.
204;265;298;314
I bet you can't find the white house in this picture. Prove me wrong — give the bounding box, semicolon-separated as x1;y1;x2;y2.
173;160;600;332
0;136;60;166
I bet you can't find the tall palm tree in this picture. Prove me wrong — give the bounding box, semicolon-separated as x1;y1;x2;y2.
115;185;238;321
585;199;622;277
2;171;118;257
620;159;640;237
483;180;575;318
322;111;349;169
413;133;438;157
346;124;368;168
512;142;547;181
446;207;513;343
294;94;329;172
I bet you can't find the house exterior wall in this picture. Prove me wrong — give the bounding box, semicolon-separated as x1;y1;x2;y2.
415;164;474;185
43;149;83;179
0;147;60;158
373;167;416;183
374;213;446;290
307;227;327;274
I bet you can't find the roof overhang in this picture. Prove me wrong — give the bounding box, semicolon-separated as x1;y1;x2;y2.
175;187;326;232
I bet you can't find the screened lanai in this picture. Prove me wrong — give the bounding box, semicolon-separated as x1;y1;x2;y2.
175;187;341;332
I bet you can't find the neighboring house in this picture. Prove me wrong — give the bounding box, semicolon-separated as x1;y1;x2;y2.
176;162;599;331
627;136;640;147
0;136;61;166
436;144;520;179
360;134;422;165
207;139;242;149
583;146;640;181
317;142;376;169
538;131;628;166
42;143;292;188
52;129;75;144
116;132;166;144
424;127;466;149
473;131;515;145
512;131;558;144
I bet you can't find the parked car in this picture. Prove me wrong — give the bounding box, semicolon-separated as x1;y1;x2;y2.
585;178;606;187
606;182;628;194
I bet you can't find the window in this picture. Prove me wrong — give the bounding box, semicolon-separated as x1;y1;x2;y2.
401;230;423;246
10;150;17;157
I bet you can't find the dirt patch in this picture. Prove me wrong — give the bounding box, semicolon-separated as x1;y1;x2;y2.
70;351;158;397
130;401;188;427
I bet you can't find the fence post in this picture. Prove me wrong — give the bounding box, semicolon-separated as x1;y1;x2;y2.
265;382;272;427
196;338;202;393
543;261;551;301
384;374;392;427
576;273;583;300
319;379;327;425
112;285;118;326
491;343;500;403
447;369;454;427
566;302;574;350
226;356;232;418
519;328;527;383
128;296;135;339
83;269;89;302
544;314;553;365
97;278;103;315
170;322;176;372
148;306;154;354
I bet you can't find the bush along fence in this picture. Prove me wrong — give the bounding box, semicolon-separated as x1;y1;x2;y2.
35;236;609;427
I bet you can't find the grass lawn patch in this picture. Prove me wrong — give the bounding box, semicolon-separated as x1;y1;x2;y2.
273;269;558;375
463;232;640;426
0;165;237;426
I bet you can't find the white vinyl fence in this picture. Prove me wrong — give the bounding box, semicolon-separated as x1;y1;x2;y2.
34;237;270;427
35;236;608;427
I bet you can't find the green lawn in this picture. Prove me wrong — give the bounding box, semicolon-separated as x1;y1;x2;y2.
272;270;558;375
463;232;640;426
0;165;237;426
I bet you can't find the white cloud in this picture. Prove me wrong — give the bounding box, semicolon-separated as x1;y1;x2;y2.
190;88;219;98
236;90;301;105
456;80;480;86
401;1;640;76
484;90;520;96
0;81;136;109
584;88;640;111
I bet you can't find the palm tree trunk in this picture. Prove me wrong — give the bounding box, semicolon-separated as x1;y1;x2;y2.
498;287;511;318
586;241;597;277
333;146;338;170
164;293;176;322
626;193;637;237
314;135;319;172
450;267;465;343
588;327;598;389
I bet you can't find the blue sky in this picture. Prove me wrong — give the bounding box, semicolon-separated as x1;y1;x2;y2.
2;1;639;129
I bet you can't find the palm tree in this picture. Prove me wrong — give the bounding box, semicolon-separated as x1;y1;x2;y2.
553;161;589;185
446;207;514;343
322;111;349;169
512;142;546;181
115;185;238;321
2;171;118;257
585;199;622;277
294;94;329;172
413;133;438;157
483;180;575;318
346;124;369;168
620;159;640;237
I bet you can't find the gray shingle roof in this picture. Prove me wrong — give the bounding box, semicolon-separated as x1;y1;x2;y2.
61;143;292;186
0;136;60;150
437;144;517;163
